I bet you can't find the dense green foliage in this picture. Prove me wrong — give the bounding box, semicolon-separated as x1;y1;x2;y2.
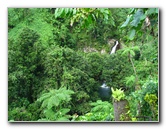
37;87;74;121
8;8;158;122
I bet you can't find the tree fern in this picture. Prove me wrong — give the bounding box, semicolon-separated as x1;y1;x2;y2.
37;87;74;121
37;87;74;108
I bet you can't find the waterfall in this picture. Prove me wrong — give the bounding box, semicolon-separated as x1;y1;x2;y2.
99;82;111;101
99;41;119;100
110;41;119;54
101;82;107;87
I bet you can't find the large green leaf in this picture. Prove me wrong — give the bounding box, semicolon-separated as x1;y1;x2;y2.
37;92;51;102
121;15;132;28
59;108;70;115
132;46;140;51
129;8;135;14
73;8;77;15
41;98;49;108
38;87;74;109
47;96;59;109
44;109;56;120
64;8;69;14
56;92;66;101
130;9;145;27
146;8;158;15
122;48;130;55
129;49;135;57
128;29;136;40
54;8;60;18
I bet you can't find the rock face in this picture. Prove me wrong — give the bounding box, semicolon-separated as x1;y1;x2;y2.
113;99;131;121
100;49;106;54
83;46;98;53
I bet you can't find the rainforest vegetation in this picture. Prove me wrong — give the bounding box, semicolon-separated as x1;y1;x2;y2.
8;8;158;122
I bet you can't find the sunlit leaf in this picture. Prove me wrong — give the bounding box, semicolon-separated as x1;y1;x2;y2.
54;8;59;18
47;96;58;109
59;108;70;115
73;8;77;14
130;49;135;56
120;15;132;28
44;108;55;119
132;46;140;51
129;8;135;14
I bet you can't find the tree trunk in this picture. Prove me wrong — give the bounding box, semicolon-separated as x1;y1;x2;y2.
113;99;131;121
129;53;141;116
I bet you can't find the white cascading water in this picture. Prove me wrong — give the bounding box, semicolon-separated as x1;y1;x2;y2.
101;82;107;88
99;81;110;101
110;41;119;54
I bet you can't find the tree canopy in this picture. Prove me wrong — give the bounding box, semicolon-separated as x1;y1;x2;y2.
8;8;158;122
